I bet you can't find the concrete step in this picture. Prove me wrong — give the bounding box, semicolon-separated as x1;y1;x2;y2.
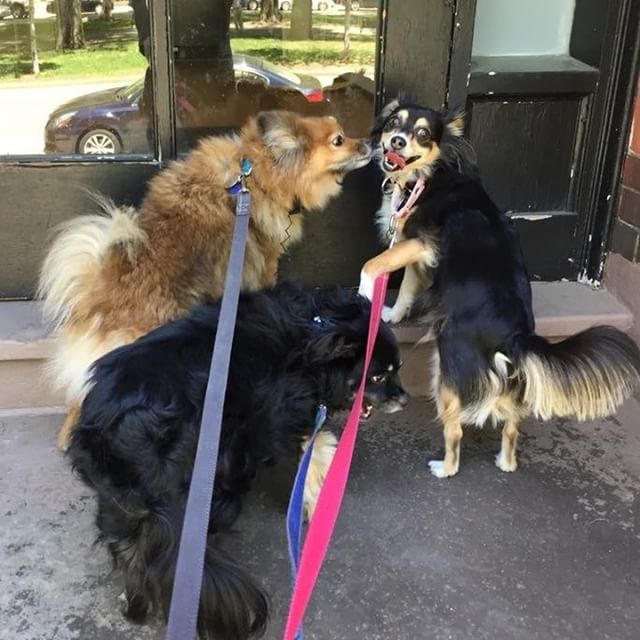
0;282;635;409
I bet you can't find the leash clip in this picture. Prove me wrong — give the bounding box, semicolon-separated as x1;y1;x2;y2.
226;158;253;195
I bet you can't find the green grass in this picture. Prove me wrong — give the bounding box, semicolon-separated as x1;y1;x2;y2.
0;14;375;80
232;37;375;65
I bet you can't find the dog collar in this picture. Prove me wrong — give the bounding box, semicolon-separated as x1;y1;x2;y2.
226;158;253;195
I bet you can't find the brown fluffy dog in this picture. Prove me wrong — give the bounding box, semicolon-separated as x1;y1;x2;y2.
39;111;371;449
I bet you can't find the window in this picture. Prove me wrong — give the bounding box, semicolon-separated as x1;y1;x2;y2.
0;0;155;157
170;0;379;151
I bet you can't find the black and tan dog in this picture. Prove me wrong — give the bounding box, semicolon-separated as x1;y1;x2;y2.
359;100;640;478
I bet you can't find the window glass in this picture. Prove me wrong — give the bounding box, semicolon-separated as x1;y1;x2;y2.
0;0;154;157
170;0;379;152
473;0;576;57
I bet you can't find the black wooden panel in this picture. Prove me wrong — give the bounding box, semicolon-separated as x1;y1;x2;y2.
379;0;453;107
0;164;159;299
513;213;580;281
469;55;599;97
280;162;387;288
468;98;582;213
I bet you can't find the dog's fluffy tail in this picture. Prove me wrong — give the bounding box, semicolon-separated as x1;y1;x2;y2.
103;500;269;639
37;194;145;328
517;326;640;421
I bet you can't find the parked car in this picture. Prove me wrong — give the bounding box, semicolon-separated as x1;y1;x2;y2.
0;0;28;19
0;3;13;20
240;1;339;10
44;55;324;155
336;0;379;9
279;0;338;11
45;0;105;16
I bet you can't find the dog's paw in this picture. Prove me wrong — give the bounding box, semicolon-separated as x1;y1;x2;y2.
428;459;458;478
303;430;338;521
381;305;394;323
495;452;518;473
357;269;375;301
383;304;409;324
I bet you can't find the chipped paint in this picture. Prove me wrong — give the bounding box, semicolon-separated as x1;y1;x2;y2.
510;213;553;221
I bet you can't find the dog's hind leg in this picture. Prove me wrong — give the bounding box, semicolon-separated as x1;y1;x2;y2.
496;419;520;473
429;386;463;478
301;430;337;521
57;403;81;451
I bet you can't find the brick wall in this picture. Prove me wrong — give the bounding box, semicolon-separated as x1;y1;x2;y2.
605;76;640;343
609;81;640;260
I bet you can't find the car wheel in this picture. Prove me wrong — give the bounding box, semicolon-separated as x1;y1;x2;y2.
248;0;258;9
280;1;291;11
11;3;28;19
79;129;121;155
94;2;104;15
318;1;329;10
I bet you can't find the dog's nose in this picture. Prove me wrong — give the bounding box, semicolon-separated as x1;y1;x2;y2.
390;135;406;151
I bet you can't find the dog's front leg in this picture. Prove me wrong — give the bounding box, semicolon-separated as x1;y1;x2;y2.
358;239;437;317
382;264;422;324
300;430;337;521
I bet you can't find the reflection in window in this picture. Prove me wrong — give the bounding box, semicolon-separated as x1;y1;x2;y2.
170;0;379;152
0;0;154;157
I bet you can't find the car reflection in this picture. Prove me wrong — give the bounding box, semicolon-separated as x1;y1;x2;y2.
44;55;325;155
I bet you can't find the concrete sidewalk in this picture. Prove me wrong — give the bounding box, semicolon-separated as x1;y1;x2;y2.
1;398;639;640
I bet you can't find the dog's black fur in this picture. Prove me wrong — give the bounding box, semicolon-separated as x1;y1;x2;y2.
371;101;640;476
68;281;407;639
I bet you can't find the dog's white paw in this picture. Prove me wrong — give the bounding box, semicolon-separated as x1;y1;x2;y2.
381;305;394;323
357;270;375;301
428;459;458;479
302;430;337;521
495;452;517;473
383;304;409;324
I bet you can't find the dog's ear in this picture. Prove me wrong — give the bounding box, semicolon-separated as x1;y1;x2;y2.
442;105;465;137
370;98;400;141
304;330;360;366
256;111;308;169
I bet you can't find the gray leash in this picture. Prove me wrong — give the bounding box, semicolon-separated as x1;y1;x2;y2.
166;160;252;640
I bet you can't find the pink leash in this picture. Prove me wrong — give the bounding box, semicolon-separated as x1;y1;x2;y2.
283;274;390;640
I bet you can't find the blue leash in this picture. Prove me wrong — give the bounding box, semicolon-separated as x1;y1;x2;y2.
285;404;328;640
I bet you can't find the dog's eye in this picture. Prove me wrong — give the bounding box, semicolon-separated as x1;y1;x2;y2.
371;374;386;384
415;128;430;143
385;116;400;131
332;134;344;147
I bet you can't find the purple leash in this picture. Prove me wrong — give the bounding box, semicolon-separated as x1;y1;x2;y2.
166;159;252;640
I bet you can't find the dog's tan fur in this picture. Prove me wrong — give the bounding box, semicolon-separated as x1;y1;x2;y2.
39;111;370;448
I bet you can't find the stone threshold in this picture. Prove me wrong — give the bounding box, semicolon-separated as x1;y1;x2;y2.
0;281;634;407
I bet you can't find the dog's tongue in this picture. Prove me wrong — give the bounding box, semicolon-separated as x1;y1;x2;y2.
384;150;407;169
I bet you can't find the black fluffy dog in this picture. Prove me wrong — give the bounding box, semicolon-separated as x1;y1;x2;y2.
68;281;408;639
360;100;640;478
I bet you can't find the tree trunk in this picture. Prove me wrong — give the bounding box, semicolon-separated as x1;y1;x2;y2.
259;0;281;23
343;0;351;54
29;0;39;75
56;0;85;50
290;0;312;40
